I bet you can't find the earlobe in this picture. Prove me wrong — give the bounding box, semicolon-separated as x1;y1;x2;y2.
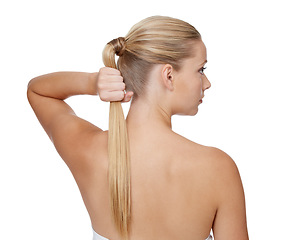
168;75;174;91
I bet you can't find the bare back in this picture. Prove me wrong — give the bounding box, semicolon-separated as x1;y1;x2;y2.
27;63;248;240
73;129;219;240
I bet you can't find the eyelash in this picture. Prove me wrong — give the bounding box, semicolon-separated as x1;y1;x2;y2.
199;67;207;75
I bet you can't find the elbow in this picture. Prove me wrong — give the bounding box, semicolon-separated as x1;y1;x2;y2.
27;83;33;102
27;76;40;95
27;77;36;91
27;78;37;101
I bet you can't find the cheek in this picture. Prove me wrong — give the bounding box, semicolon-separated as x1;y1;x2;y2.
173;75;202;115
190;75;203;97
197;75;203;88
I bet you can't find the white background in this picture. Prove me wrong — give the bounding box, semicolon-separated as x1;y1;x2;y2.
1;0;296;239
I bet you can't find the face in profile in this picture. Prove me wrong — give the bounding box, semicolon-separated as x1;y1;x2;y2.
172;40;211;116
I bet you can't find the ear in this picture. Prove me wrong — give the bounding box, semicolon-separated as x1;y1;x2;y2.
161;64;174;91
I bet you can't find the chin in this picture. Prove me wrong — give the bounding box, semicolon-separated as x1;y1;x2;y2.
176;107;198;116
189;108;198;116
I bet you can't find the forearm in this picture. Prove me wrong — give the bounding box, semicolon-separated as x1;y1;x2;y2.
27;71;98;100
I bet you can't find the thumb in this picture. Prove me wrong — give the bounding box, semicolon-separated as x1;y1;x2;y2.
121;91;134;102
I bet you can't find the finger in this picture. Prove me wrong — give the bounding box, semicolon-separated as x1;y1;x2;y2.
100;67;122;76
98;82;125;93
121;91;134;102
100;90;125;102
99;74;123;83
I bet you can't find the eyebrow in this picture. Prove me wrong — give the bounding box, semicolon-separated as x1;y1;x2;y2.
199;60;207;66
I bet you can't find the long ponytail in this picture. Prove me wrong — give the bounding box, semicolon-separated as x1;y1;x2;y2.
102;37;131;240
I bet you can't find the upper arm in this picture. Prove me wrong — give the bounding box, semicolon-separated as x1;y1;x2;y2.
211;148;249;240
27;88;103;173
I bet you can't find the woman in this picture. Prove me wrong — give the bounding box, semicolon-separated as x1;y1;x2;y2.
27;16;248;240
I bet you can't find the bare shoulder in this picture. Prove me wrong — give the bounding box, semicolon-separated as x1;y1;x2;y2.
170;133;239;179
199;146;242;188
173;132;237;169
175;136;242;190
205;146;239;172
175;132;245;194
212;147;242;185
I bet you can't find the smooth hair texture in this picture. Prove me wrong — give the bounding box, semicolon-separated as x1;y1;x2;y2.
102;15;201;239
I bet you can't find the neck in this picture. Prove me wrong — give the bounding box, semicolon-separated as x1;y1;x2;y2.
125;96;172;131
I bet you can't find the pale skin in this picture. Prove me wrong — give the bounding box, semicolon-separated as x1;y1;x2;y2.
27;40;249;240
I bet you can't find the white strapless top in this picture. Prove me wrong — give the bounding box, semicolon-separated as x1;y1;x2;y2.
92;227;213;240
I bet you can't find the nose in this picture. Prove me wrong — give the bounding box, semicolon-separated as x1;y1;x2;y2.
203;74;211;91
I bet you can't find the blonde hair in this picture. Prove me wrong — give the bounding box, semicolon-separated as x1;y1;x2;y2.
102;15;201;239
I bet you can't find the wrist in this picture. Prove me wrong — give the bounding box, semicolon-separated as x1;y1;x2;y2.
88;72;99;96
